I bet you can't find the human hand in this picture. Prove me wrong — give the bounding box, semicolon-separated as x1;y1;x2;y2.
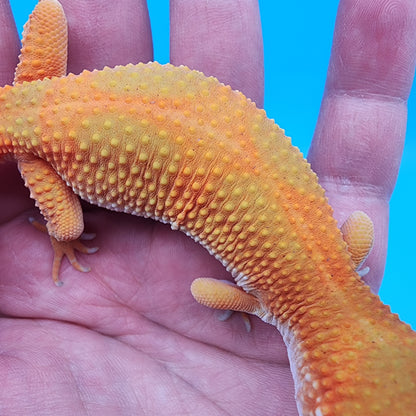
0;1;415;415
308;0;416;294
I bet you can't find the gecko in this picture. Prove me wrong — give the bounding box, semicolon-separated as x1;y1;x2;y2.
1;1;415;415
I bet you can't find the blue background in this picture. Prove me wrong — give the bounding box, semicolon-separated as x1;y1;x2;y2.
10;1;416;329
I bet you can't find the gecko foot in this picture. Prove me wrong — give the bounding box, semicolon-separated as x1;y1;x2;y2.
217;310;253;332
29;218;99;286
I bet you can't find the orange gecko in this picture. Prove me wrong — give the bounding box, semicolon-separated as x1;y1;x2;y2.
1;1;415;415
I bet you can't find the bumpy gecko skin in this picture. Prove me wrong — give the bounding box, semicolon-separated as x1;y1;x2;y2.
1;1;415;415
14;0;67;83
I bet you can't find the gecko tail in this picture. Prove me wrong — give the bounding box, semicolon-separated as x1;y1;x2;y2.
14;0;68;85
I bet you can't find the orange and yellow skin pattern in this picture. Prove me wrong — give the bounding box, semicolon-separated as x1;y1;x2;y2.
1;1;416;415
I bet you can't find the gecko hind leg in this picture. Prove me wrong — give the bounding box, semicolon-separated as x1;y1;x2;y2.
18;157;98;286
191;278;263;331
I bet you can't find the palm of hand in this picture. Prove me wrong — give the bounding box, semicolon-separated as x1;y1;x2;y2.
0;180;296;414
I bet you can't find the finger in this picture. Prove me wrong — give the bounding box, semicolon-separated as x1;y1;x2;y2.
0;0;19;86
58;0;153;74
308;0;416;292
0;0;31;222
170;0;264;106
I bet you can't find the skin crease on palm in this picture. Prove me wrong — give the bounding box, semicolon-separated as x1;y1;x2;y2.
0;0;415;415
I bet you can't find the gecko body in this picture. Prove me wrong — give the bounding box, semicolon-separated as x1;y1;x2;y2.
1;1;415;415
